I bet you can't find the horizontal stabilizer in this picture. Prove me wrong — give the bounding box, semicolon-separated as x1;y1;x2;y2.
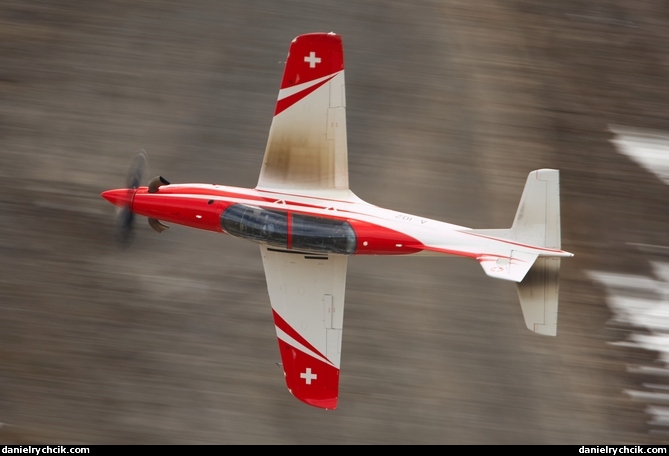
469;169;562;249
470;169;568;336
516;258;560;336
511;168;561;249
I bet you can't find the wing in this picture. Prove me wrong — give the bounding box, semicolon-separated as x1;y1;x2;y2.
260;245;347;409
256;32;348;195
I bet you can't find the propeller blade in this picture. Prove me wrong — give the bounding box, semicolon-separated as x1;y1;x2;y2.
114;151;149;248
115;208;135;247
126;150;147;189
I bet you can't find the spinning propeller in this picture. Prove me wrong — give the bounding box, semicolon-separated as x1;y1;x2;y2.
112;151;170;247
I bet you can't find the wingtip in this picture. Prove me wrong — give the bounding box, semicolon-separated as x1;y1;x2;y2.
287;386;338;410
293;392;338;410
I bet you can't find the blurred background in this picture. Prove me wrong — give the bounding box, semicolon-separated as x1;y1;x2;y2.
1;0;668;444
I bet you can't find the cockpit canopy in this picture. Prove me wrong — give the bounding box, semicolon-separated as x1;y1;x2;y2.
220;204;356;255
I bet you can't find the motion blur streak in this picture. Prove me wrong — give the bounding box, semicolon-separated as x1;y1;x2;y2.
591;127;669;438
609;126;669;185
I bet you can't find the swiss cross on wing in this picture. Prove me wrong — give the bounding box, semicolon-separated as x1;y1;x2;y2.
304;51;321;68
300;367;318;385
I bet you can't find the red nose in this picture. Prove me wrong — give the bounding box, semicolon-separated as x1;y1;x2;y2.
101;188;135;209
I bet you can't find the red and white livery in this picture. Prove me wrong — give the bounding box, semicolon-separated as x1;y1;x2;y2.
102;32;573;410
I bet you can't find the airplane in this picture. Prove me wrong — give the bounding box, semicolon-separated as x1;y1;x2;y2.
101;32;574;410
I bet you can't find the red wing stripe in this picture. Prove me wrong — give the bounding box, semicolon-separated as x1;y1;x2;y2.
274;75;335;116
272;309;329;362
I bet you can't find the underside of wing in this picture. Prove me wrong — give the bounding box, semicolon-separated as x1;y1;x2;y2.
260;245;348;409
257;32;348;196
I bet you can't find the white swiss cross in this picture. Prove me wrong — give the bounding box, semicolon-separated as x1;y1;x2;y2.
304;51;321;68
300;368;317;385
